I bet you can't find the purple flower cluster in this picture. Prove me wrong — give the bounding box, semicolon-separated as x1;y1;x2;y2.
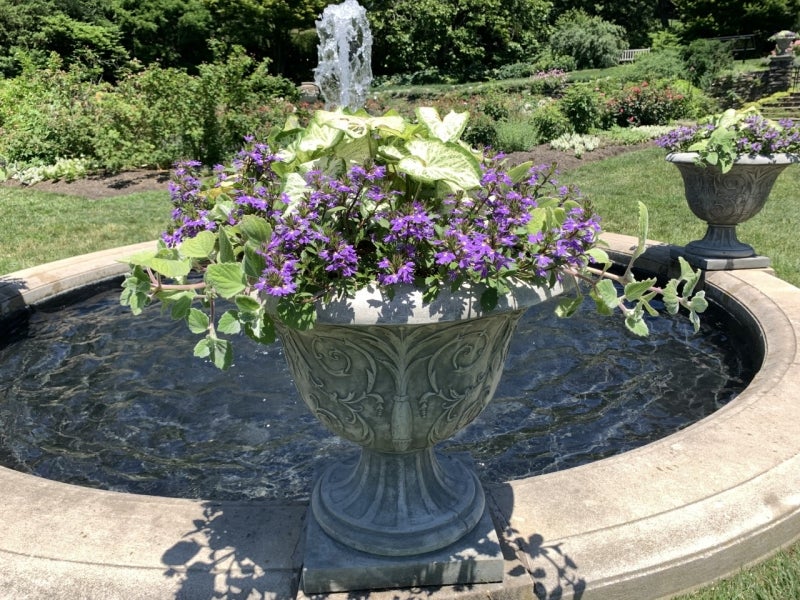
162;140;601;300
656;114;800;156
162;160;217;247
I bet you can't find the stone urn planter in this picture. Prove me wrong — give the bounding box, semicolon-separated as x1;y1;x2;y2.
271;279;565;591
666;152;798;269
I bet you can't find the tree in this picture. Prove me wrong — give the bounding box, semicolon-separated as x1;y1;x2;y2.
0;0;126;77
550;0;667;48
111;0;214;70
364;0;553;80
204;0;330;80
550;10;628;70
673;0;800;48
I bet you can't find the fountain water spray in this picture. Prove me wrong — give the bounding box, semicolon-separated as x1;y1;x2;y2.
313;0;373;110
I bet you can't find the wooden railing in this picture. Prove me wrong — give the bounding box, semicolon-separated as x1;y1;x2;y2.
618;48;651;63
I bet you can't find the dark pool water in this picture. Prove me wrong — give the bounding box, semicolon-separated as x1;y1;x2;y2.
0;282;756;501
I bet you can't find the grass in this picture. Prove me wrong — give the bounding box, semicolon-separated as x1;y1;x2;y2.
0;187;171;274
2;151;800;599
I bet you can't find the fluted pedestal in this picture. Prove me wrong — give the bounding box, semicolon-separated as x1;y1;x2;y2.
301;453;504;594
312;448;484;556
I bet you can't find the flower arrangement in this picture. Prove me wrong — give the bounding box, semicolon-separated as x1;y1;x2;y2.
121;107;707;369
656;107;800;173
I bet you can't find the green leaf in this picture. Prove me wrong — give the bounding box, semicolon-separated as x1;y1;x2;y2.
167;292;194;320
243;241;267;279
179;230;216;258
240;215;273;244
624;278;657;302
244;314;276;344
187;308;210;334
625;312;650;336
678;257;701;298
662;279;680;315
416;107;469;143
297;118;344;154
205;263;247;298
211;338;233;370
276;299;316;330
218;227;236;263
192;336;233;369
480;287;499;312
555;294;584;318
218;310;242;335
235;295;261;312
526;207;548;236
507;161;533;184
586;247;611;268
148;256;192;279
592;279;619;313
282;172;310;204
690;291;709;313
126;249;159;268
128;249;191;279
193;337;212;358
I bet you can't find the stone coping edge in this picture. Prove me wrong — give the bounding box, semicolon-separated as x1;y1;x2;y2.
0;235;798;599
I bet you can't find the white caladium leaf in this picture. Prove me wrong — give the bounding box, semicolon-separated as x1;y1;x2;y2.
397;139;481;190
416;107;469;143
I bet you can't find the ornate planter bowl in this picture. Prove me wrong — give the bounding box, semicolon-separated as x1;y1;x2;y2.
666;152;798;268
271;280;565;558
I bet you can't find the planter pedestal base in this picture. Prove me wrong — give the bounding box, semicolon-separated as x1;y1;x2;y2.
300;454;505;594
670;246;771;271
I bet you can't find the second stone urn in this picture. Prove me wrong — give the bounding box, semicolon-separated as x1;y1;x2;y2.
666;152;797;268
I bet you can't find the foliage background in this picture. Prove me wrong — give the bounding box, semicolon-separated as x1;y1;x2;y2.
0;0;798;82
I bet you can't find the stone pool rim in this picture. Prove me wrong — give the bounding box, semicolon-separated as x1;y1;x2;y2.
1;234;799;600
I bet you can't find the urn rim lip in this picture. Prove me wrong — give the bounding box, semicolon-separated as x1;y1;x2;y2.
304;278;568;326
666;151;800;166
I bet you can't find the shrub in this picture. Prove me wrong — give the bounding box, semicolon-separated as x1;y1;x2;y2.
682;39;734;90
492;62;536;80
463;113;499;149
91;65;201;170
529;69;569;96
531;48;577;73
549;10;628;70
478;87;513;121
530;100;572;142
622;48;687;83
602;81;691;127
549;132;601;157
0;54;98;163
495;117;540;152
559;83;603;134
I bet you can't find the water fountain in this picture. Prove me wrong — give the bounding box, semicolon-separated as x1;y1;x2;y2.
2;235;800;599
313;0;372;110
2;2;800;595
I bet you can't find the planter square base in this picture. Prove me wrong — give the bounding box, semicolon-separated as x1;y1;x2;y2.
671;247;771;271
300;503;504;594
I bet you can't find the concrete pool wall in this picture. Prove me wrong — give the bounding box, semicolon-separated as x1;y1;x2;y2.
1;233;799;599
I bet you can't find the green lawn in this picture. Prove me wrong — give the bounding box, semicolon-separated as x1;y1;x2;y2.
0;188;171;274
2;152;800;599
